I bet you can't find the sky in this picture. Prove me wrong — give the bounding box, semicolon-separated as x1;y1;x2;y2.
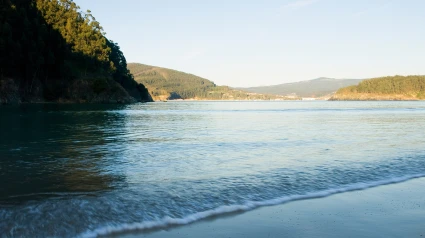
77;0;425;87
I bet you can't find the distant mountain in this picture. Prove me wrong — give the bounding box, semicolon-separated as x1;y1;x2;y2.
128;63;293;101
240;77;363;98
331;75;425;101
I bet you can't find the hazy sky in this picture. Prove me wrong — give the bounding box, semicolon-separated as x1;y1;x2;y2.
77;0;425;87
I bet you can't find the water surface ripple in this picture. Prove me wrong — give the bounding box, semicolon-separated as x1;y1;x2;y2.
1;101;425;237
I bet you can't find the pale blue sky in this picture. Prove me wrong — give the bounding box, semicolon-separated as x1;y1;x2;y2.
78;0;425;87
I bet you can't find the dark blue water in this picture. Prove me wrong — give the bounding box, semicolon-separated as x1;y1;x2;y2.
1;101;425;237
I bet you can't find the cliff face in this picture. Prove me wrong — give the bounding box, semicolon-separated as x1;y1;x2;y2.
0;78;151;105
0;79;21;104
65;79;137;103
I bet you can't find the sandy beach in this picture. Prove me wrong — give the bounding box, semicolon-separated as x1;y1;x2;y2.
119;177;425;238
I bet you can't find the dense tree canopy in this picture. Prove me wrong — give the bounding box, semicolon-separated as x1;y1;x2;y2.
337;76;425;94
0;0;151;102
333;75;425;100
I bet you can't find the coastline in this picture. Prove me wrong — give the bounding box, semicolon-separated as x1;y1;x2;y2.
330;93;423;101
120;177;425;238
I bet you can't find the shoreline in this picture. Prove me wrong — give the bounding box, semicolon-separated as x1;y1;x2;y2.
116;177;425;238
5;99;425;105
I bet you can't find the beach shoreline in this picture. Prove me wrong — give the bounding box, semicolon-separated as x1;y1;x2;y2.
118;177;425;238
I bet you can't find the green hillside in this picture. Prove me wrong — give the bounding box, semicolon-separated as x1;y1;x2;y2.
128;63;294;101
240;77;363;97
0;0;151;104
331;75;425;100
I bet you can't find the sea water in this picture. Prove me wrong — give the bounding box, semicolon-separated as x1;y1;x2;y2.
0;101;424;237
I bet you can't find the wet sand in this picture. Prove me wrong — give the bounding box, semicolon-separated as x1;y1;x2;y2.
121;177;425;238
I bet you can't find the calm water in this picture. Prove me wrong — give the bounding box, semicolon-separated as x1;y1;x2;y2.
1;101;425;237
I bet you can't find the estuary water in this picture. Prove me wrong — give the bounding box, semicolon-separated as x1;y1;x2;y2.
1;101;425;237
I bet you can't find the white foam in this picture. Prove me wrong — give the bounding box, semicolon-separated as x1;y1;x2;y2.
79;174;425;238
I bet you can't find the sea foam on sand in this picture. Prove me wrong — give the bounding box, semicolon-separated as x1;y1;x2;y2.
81;175;425;238
135;177;425;238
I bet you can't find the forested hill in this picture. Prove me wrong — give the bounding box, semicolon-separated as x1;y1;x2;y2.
330;75;425;100
240;77;363;98
0;0;151;104
128;63;292;101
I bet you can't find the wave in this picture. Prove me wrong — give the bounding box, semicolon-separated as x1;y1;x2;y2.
79;173;425;238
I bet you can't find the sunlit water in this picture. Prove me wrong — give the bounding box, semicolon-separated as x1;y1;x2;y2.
1;101;425;237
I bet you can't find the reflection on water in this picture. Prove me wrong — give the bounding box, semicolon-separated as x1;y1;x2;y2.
0;104;128;202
